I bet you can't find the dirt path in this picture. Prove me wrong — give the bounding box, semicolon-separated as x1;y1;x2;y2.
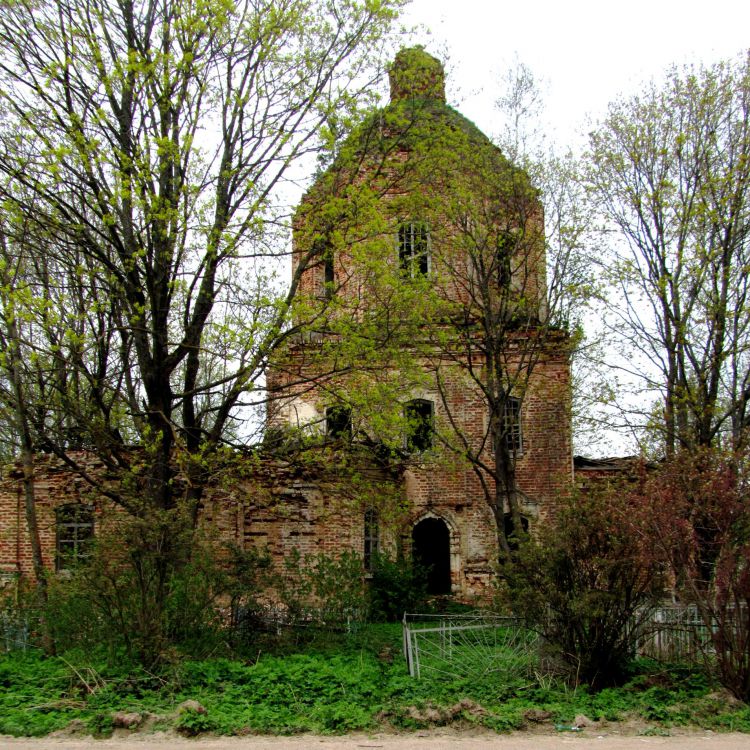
2;730;748;750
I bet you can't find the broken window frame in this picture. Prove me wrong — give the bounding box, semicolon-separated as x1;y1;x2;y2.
55;503;94;572
405;398;434;453
398;221;430;277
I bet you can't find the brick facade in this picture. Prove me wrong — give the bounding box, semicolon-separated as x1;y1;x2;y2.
0;49;574;601
0;451;403;582
265;48;573;597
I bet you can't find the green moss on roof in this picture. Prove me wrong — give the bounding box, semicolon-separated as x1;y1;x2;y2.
302;51;535;212
389;46;446;103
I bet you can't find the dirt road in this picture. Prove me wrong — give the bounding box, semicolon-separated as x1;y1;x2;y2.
2;730;749;750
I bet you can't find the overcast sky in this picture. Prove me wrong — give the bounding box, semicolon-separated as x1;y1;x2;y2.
399;0;750;148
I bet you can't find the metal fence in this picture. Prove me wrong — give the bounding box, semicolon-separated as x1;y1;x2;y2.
1;610;31;652
402;612;537;679
402;605;748;678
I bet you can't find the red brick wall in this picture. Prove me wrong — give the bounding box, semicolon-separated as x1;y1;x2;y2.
0;453;104;580
0;454;406;588
265;331;572;600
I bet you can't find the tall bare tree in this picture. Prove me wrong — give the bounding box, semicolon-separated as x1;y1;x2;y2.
587;55;750;454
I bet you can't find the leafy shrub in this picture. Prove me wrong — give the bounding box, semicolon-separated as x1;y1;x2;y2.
273;549;369;628
309;550;370;625
311;700;372;731
0;576;43;653
644;447;750;702
36;509;274;665
175;707;215;736
503;481;667;689
368;553;429;622
271;549;429;627
87;712;114;737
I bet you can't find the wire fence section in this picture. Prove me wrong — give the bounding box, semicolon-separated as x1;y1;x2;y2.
1;610;31;652
402;612;538;679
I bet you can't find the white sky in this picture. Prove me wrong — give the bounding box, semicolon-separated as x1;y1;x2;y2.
400;0;750;149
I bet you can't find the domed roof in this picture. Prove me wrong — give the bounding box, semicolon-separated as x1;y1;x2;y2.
389;47;446;103
299;48;535;225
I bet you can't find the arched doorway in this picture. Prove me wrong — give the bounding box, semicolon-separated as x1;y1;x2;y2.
412;517;451;594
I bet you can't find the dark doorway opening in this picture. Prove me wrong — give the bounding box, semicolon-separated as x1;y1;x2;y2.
412;517;451;595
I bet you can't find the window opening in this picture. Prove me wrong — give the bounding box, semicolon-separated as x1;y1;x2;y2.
398;222;430;277
364;508;379;572
503;512;529;551
314;239;335;298
495;231;513;288
323;250;334;294
55;503;94;571
502;396;522;453
405;399;434;452
326;405;352;439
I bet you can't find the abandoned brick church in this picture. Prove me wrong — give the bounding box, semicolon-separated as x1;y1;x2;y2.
0;49;578;599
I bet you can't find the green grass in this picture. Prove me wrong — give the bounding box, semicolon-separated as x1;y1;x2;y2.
1;624;749;737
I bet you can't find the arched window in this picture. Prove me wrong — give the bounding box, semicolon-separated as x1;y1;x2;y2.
405;399;434;452
398;222;430;277
55;503;94;571
364;508;379;572
326;405;352;439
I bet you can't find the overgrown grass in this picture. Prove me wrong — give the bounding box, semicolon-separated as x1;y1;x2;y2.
1;624;749;737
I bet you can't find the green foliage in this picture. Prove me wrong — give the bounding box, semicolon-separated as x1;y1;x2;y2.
175;707;215;736
1;627;749;738
36;513;272;664
368;553;430;622
587;54;750;453
21;537;422;663
261;548;430;627
0;0;405;676
87;712;114;738
273;548;369;628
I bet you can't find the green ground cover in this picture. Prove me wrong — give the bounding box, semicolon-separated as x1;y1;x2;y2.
1;624;748;737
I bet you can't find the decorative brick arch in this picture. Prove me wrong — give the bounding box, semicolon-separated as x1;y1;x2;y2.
410;510;461;594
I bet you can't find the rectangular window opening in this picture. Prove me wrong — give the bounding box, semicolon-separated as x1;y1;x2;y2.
405;399;434;452
55;504;94;571
502;397;522;454
323;250;334;298
326;405;352;440
314;239;335;298
364;508;379;573
495;231;513;288
398;222;430;277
